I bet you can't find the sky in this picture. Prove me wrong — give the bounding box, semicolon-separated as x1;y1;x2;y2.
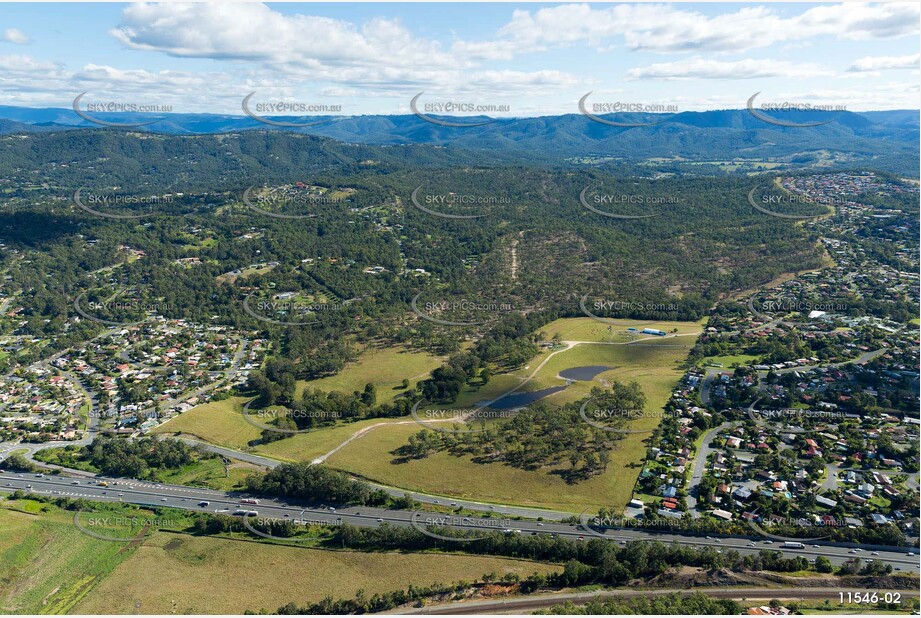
0;2;919;117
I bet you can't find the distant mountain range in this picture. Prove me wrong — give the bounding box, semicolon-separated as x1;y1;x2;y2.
1;104;917;174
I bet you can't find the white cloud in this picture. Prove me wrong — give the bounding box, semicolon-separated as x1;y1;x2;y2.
111;3;459;70
627;57;834;80
0;54;57;72
101;2;584;107
848;53;920;72
2;28;29;45
486;2;920;56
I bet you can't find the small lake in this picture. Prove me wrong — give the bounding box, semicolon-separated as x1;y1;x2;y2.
485;386;568;410
558;365;613;381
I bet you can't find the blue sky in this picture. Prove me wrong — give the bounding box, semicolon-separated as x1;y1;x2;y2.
0;2;918;116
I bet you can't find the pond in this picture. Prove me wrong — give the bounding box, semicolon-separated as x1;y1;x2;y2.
485;385;568;410
558;365;613;381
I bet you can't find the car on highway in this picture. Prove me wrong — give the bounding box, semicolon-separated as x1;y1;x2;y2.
198;501;210;507
35;473;43;478
71;481;80;485
160;498;168;502
376;518;384;522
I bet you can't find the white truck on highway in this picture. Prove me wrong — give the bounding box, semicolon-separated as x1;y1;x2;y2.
782;541;805;549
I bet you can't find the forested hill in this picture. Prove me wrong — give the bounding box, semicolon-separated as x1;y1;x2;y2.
0;105;917;175
0;130;535;193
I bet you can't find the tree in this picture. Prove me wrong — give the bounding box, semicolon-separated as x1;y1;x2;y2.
361;383;377;406
0;454;35;472
814;556;833;573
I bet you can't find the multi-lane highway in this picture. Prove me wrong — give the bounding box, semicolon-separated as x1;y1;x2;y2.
1;471;917;572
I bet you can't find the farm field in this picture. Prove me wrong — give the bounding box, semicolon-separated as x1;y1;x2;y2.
73;531;558;614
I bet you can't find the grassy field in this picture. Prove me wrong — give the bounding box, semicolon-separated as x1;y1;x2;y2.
538;317;703;343
255;416;414;463
297;346;445;404
152;396;262;450
326;321;695;513
157;457;261;491
152;395;417;464
74;532;558;614
153;345;444;460
0;500;139;614
0;499;557;615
